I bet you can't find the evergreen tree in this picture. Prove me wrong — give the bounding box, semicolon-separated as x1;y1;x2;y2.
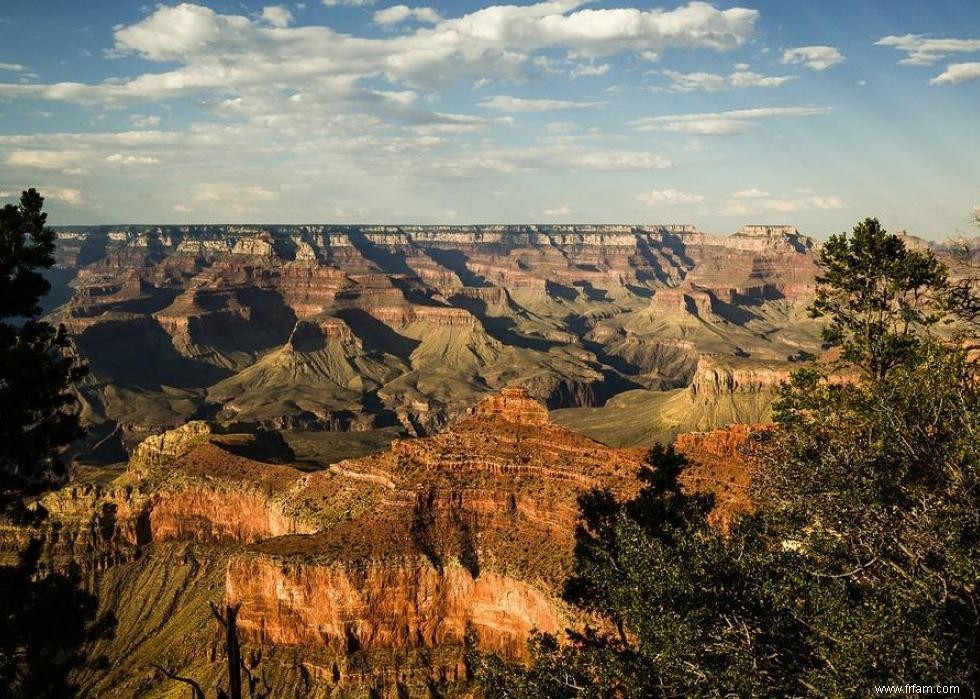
0;189;111;697
0;188;86;506
810;217;952;379
477;220;979;697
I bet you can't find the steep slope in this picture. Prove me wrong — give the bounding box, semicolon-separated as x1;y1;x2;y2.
49;224;832;461
552;356;791;447
3;390;654;695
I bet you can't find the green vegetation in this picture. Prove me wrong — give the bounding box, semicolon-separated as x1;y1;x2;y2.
0;189;85;504
476;219;979;697
0;190;112;696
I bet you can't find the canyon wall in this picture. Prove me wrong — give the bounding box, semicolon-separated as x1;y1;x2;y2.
49;223;826;458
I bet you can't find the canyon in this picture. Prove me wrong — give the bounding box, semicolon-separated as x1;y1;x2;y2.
5;388;760;696
9;222;970;696
49;223;826;460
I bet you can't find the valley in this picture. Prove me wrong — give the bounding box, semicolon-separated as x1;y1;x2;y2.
49;223;825;460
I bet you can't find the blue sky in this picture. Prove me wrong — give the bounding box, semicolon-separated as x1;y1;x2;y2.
0;1;977;238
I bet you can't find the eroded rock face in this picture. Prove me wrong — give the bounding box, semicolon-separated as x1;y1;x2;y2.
0;390;650;694
130;420;213;472
227;556;561;659
675;423;766;532
690;358;792;397
147;484;312;544
2;388;786;694
48;223;832;457
466;386;550;425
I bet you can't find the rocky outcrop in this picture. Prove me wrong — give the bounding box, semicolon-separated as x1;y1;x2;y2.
466;386;550;425
0;389;654;695
227;555;561;659
690;358;792;397
130;420;213;472
675;424;766;532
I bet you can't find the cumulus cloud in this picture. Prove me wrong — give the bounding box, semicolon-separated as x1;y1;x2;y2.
104;153;160;165
432;143;671;175
261;6;294;28
373;5;441;26
7;150;87;173
728;70;794;87
875;34;980;66
723;188;843;214
781;45;844;70
659;70;726;92
929;61;980;85
49;187;84;205
631;107;830;136
545;121;579;133
0;2;758;104
1;186;84;206
570;62;611;78
479;95;607;111
637;188;703;205
659;68;793;91
731;188;770;199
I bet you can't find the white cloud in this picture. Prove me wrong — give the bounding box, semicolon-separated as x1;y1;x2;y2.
637;188;703;205
129;114;161;128
0;2;758;105
875;34;980;66
479;95;607;112
7;150;87;172
105;153;160;165
0;62;26;72
631;106;831;136
930;62;980;85
724;188;843;214
545;121;579;133
373;5;441;26
47;188;84;206
728;70;794;87
543;204;571;216
660;70;726;92
659;68;793;91
261;6;294;28
781;45;844;70
731;188;770;198
0;186;84;206
432;143;671;175
570;62;611;78
323;0;376;5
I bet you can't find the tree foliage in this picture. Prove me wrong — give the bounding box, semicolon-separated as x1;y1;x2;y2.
0;189;110;697
810;217;952;379
0;188;86;504
477;220;979;697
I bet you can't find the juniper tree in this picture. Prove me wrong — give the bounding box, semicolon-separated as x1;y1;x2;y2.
477;220;979;697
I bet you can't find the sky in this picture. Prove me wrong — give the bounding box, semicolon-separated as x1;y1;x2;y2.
0;1;977;238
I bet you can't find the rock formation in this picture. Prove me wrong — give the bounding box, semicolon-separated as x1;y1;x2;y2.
3;389;679;695
46;223;829;459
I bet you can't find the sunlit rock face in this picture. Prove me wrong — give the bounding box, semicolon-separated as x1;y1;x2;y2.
226;556;561;659
1;386;772;695
49;223;830;458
